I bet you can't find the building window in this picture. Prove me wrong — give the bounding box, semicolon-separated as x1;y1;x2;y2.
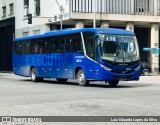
23;32;29;37
9;3;14;16
33;30;40;35
24;0;29;17
22;27;29;37
135;0;149;13
2;6;6;18
33;25;40;35
24;0;29;6
35;0;40;16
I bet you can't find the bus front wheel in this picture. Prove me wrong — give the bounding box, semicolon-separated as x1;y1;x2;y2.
108;80;119;87
77;70;89;86
31;68;43;82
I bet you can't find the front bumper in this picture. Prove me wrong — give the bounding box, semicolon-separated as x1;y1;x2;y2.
97;68;140;81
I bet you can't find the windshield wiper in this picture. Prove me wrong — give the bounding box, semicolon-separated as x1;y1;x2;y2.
124;50;134;62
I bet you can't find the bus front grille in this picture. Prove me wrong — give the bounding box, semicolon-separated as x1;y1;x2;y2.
111;70;134;74
112;75;133;81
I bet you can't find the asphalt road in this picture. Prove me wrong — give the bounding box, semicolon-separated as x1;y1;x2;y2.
0;73;160;125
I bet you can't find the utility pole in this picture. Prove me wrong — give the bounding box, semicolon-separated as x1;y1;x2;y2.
93;0;97;28
55;0;63;30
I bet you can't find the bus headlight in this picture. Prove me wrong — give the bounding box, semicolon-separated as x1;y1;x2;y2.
134;66;140;71
100;64;112;71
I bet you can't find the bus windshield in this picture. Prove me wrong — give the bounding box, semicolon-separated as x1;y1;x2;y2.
99;34;139;63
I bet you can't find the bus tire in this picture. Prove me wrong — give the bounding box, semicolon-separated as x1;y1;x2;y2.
31;68;43;82
143;70;149;76
108;80;119;87
77;69;89;86
56;78;68;83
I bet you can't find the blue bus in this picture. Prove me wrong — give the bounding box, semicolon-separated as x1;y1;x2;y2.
13;28;140;86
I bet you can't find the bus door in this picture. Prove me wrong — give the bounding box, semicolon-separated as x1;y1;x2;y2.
85;37;96;79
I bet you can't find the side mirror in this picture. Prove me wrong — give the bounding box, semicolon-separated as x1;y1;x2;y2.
95;35;102;46
97;39;101;46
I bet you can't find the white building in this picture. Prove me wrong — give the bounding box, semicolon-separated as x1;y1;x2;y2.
15;0;68;37
0;0;15;20
0;0;15;71
14;0;160;73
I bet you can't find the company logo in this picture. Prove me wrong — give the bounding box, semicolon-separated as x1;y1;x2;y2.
126;68;131;70
2;117;11;123
1;117;42;123
26;54;72;67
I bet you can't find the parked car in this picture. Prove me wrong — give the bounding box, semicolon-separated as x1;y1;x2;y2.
140;61;151;76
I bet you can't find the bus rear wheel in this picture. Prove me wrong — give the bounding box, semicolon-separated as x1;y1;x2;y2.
31;68;43;82
77;69;89;86
108;80;119;87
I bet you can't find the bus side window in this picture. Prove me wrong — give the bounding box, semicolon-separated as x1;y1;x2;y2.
72;34;83;53
14;42;24;54
72;37;83;52
64;38;73;52
48;38;57;53
35;43;42;53
43;40;48;53
35;41;45;53
14;42;19;54
69;38;73;52
86;38;95;59
35;40;48;54
58;38;65;52
25;41;34;54
83;32;96;59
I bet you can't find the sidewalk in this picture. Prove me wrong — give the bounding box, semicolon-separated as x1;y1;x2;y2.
151;73;160;76
0;71;13;73
0;71;14;76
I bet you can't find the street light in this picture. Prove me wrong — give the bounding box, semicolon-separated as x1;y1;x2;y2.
55;0;63;30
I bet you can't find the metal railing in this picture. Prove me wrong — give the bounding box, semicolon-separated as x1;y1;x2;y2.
72;0;160;16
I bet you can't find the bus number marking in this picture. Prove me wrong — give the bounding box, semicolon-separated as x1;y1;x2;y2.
106;36;116;41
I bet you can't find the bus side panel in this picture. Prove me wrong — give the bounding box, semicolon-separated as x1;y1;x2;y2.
26;54;44;77
86;58;97;80
13;53;29;77
26;54;54;78
13;53;20;75
26;53;74;79
57;53;74;79
93;62;103;80
13;54;27;76
73;53;87;78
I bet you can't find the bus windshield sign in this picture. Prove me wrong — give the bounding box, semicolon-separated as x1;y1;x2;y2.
100;34;140;63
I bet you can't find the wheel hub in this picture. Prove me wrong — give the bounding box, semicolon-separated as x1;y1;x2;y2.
32;71;36;80
79;73;84;82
